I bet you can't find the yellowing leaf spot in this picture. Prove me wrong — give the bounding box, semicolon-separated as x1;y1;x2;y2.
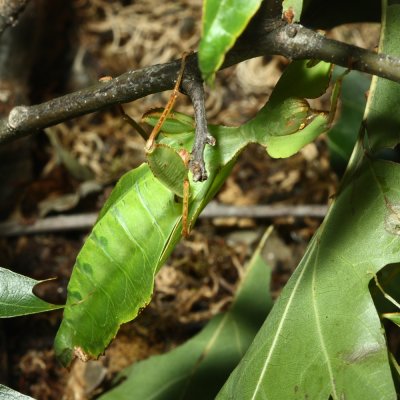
384;203;400;236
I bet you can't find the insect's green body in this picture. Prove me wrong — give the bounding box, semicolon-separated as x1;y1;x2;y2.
55;60;333;365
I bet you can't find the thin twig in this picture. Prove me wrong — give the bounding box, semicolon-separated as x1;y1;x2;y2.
0;203;328;236
202;202;328;218
269;24;400;81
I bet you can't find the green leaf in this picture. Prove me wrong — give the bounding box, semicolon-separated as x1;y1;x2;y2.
364;0;400;151
199;0;263;84
218;159;399;398
0;385;35;400
55;60;332;366
99;228;273;400
0;267;62;318
217;2;400;398
327;68;371;172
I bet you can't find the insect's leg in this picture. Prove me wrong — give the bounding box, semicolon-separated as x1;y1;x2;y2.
118;104;149;141
178;148;191;238
182;177;190;238
145;51;191;152
327;69;349;126
98;76;149;141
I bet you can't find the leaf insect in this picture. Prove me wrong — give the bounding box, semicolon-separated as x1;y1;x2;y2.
119;52;193;237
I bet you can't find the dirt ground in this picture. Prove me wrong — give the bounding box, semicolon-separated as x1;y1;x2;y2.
0;1;382;399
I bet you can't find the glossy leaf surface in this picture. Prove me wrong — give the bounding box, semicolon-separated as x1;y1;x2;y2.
0;267;62;318
217;2;400;398
55;60;332;366
99;229;273;400
199;0;263;84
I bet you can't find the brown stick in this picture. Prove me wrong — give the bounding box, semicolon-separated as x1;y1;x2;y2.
0;203;328;236
2;22;400;146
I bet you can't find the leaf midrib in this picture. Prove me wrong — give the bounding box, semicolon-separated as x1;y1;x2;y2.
311;244;338;399
249;239;316;400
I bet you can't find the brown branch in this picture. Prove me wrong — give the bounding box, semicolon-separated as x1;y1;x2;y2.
0;203;328;236
268;24;400;81
1;21;400;148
